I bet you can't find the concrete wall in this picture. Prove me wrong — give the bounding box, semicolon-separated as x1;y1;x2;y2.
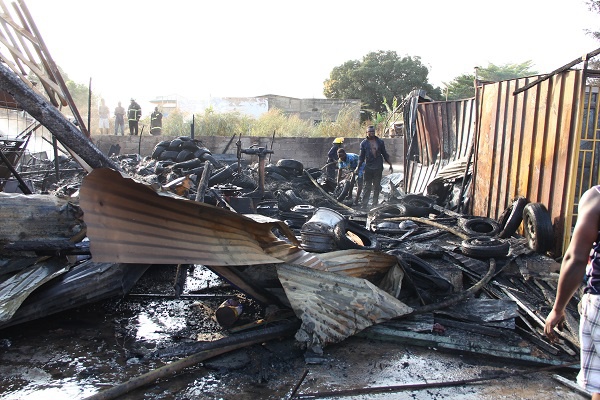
92;134;403;170
258;95;361;124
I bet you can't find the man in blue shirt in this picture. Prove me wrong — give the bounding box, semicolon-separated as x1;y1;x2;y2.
337;148;363;205
354;125;393;207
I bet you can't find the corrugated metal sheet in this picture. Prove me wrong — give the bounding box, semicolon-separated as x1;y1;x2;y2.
405;98;475;194
277;263;412;352
80;168;291;266
472;70;584;254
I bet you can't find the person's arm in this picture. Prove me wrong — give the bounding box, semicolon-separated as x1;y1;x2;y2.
544;187;600;342
337;167;342;184
380;139;393;172
355;143;365;174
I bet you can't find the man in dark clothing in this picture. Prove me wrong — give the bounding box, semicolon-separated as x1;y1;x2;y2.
127;99;142;135
150;107;163;135
354;125;393;207
326;137;344;180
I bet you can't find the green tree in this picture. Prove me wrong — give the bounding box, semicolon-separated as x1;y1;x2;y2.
443;62;538;100
477;61;538;81
323;51;442;118
444;74;476;100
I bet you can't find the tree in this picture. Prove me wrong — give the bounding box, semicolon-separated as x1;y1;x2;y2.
443;61;538;100
586;0;600;41
444;74;476;100
323;51;442;118
477;61;538;81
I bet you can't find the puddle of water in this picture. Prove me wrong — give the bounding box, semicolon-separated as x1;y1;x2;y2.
0;372;98;400
135;309;188;341
185;265;225;292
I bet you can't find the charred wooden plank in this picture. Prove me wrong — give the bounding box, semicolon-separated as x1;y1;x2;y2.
0;193;85;253
0;62;118;170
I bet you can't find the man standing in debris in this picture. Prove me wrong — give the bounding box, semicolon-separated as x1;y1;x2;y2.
98;99;110;135
326;137;344;180
336;148;363;205
150;107;163;135
545;186;600;399
354;125;393;208
127;98;142;135
114;101;125;135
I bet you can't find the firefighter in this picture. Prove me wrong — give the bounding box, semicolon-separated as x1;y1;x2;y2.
127;98;142;135
150;107;163;136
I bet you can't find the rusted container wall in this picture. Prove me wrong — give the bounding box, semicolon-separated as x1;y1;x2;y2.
472;70;584;255
563;85;600;251
405;98;475;194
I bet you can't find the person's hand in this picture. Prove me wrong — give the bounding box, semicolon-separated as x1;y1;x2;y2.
544;308;565;343
388;164;393;173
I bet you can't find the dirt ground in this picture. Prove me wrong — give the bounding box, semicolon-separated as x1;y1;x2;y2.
0;265;588;400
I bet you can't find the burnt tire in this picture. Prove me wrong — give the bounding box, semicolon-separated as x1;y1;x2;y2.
335;179;352;202
194;147;211;159
459;216;501;236
151;145;167;160
498;196;528;238
200;153;221;168
461;236;510;258
522;202;554;253
168;138;184;151
172;158;204;171
176;149;195;162
181;140;200;150
158;150;179;161
333;223;380;251
399;195;435;217
208;165;233;186
276;159;304;173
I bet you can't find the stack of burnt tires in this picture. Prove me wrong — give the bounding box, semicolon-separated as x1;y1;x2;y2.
151;137;218;165
458;197;554;258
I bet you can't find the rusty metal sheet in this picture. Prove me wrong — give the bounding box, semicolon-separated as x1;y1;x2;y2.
314;249;398;281
405;98;475;194
472;70;584;254
277;263;412;352
79;168;290;266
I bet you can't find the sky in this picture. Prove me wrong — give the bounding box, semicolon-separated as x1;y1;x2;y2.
21;0;600;114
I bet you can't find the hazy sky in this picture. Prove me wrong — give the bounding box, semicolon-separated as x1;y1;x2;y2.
22;0;600;112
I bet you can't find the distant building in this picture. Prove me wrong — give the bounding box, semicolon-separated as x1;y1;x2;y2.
150;94;361;124
256;95;361;125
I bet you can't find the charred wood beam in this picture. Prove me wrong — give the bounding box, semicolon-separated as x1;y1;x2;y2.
85;319;300;400
194;160;212;202
2;239;89;256
0;62;119;171
0;147;31;193
433;316;503;337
